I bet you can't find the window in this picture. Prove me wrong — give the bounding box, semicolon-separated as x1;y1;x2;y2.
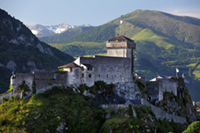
82;73;84;78
70;68;72;72
88;67;92;71
98;74;100;77
89;74;92;78
107;74;108;78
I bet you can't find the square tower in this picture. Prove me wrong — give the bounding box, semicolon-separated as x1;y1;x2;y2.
106;35;136;73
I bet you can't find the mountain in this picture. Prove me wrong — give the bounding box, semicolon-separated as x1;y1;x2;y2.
0;9;74;93
26;24;55;37
47;10;200;101
27;23;92;37
39;26;94;43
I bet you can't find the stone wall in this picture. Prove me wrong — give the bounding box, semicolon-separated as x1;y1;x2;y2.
0;91;21;103
81;68;94;87
159;79;177;100
11;73;34;97
101;104;129;112
76;56;133;85
67;68;81;87
34;71;68;94
141;98;186;124
147;79;177;101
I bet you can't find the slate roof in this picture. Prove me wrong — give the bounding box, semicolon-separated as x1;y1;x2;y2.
127;99;142;105
58;62;80;68
108;35;134;42
82;63;93;68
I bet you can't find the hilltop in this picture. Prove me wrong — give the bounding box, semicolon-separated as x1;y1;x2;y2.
0;9;74;93
44;10;200;101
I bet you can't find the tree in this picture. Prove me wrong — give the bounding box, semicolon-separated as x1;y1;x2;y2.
182;121;200;133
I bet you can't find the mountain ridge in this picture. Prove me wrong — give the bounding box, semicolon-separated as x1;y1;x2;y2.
27;23;93;37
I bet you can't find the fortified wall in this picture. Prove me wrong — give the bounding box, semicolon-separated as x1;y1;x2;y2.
141;98;186;124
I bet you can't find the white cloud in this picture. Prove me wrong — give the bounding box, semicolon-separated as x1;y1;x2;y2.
164;8;200;19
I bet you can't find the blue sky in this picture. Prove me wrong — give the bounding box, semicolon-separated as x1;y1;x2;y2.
1;0;200;26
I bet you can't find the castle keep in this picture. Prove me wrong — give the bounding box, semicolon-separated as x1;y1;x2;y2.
58;35;136;87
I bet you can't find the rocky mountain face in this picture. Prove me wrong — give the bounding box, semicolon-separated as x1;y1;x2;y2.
0;9;74;93
27;23;92;37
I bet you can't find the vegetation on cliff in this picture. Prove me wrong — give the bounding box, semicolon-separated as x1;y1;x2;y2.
0;84;190;133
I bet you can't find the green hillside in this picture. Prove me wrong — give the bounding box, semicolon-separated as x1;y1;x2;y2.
0;9;74;93
43;10;200;101
49;42;106;57
39;26;94;43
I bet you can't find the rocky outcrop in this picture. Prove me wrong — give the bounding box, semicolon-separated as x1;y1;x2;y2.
6;60;17;70
113;82;142;100
36;43;54;56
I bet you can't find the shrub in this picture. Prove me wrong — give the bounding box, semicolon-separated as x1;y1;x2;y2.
2;97;8;103
183;121;200;133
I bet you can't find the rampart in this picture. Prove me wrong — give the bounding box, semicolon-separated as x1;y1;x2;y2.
0;91;21;103
34;71;68;94
141;98;186;124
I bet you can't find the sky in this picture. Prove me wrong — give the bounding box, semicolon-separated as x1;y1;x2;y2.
0;0;200;26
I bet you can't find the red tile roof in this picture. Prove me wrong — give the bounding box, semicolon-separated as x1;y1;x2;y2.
58;62;80;68
108;35;134;42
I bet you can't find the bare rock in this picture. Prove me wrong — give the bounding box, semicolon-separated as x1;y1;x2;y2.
6;60;17;70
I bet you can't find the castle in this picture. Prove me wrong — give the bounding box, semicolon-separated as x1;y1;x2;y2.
2;35;176;103
1;35;195;123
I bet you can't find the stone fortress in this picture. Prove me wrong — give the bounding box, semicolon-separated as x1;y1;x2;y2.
0;35;195;123
9;35;137;95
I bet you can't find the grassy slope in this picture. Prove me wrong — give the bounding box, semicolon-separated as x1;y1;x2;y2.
49;42;106;57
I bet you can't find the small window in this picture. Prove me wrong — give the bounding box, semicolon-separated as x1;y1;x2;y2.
88;67;92;71
70;68;72;72
89;74;92;78
107;74;108;78
98;74;100;77
82;73;84;78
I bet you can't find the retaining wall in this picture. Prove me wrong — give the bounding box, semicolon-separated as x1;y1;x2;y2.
141;98;186;124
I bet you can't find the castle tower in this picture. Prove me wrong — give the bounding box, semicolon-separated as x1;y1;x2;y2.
106;35;136;73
